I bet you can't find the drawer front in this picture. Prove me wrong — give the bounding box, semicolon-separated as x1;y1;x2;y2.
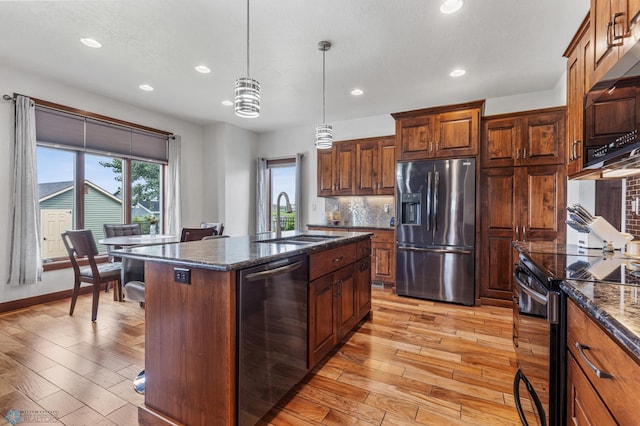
371;229;394;244
567;352;616;426
310;243;356;281
567;299;640;426
356;239;371;260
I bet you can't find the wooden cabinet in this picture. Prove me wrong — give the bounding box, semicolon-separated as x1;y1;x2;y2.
482;107;566;168
308;241;371;368
566;298;640;426
480;156;566;306
355;136;396;195
318;136;395;197
590;0;640;84
564;17;592;178
308;226;395;286
392;100;484;161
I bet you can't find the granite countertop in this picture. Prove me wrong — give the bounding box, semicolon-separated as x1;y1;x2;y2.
111;230;371;271
307;223;394;231
561;280;640;359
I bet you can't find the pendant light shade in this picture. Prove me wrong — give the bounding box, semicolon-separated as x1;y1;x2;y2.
315;41;332;149
235;0;260;118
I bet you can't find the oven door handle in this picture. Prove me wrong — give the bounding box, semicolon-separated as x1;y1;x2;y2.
513;270;547;306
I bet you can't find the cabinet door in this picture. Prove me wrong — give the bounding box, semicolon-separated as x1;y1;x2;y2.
397;115;435;160
591;0;619;83
317;148;335;196
567;23;589;177
355;140;378;195
355;256;372;322
372;242;395;284
584;85;639;150
480;168;517;304
521;109;565;166
482;117;520;168
378;138;396;194
519;165;566;243
335;143;356;195
434;109;479;158
308;274;337;367
567;353;617;426
335;265;357;340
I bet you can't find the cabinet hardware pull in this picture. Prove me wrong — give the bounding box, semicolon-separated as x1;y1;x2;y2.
332;256;344;263
516;148;520;160
612;12;626;42
575;140;581;159
573;141;578;160
359;261;370;271
435;141;439;151
523;226;526;241
523;148;527;159
516;226;519;240
576;342;614;379
429;142;433;153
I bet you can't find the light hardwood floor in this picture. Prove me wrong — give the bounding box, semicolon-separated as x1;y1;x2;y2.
0;288;521;425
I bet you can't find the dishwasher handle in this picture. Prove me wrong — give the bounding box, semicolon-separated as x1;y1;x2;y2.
244;261;303;281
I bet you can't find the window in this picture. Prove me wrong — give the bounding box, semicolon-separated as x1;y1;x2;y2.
35;102;170;261
267;159;297;231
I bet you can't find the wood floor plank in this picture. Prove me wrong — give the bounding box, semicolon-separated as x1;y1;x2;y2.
0;288;524;425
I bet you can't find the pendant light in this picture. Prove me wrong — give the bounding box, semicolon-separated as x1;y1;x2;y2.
235;0;260;118
315;41;333;149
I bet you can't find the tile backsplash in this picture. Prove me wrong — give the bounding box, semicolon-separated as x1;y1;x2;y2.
325;196;395;228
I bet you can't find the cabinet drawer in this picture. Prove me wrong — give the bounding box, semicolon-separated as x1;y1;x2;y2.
567;352;616;426
371;230;394;244
310;243;356;281
356;239;371;260
567;299;640;426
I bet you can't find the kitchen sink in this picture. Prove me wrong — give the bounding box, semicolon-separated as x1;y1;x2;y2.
254;234;341;245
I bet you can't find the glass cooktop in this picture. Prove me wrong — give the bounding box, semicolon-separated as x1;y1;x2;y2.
514;242;640;286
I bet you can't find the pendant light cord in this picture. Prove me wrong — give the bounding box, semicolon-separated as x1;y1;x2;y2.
322;48;326;123
246;0;250;78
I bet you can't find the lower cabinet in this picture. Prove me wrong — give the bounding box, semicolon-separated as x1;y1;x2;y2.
308;240;372;368
566;298;640;425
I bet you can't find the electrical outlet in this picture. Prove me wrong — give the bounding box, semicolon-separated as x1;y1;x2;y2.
383;203;389;213
174;267;191;284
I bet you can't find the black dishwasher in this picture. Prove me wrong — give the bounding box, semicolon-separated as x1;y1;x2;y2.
237;254;309;425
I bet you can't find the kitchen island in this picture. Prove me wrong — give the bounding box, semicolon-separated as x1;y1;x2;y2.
113;231;372;426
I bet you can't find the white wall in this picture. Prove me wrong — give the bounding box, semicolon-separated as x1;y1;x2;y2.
0;65;207;303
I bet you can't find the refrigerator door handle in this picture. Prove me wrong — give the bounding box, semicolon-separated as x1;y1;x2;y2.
425;171;433;231
397;246;472;255
433;171;439;231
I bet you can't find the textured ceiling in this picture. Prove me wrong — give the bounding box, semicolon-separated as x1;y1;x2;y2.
0;0;589;133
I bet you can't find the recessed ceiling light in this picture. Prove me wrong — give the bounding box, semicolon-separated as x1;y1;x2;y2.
139;84;154;91
221;100;233;106
450;68;466;77
195;65;211;74
351;88;364;96
440;0;463;14
80;38;102;48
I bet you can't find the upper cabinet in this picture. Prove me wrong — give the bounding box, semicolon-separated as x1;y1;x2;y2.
317;135;395;197
590;0;640;85
482;107;566;168
564;17;592;178
392;100;484;161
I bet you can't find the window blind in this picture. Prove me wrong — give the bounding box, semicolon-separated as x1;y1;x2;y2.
35;106;169;163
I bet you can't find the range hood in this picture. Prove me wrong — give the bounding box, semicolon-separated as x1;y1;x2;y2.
580;133;640;179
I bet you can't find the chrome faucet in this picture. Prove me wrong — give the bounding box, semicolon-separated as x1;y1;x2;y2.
275;191;292;238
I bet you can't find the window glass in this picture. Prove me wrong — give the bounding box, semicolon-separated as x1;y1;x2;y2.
37;147;75;261
130;160;162;234
270;163;296;231
85;154;123;253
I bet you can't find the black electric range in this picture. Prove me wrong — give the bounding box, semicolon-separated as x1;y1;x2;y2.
511;242;639;426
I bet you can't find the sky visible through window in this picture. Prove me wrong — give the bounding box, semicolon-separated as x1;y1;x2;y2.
271;165;296;204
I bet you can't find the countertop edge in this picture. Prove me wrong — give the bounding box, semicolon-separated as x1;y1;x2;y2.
307;224;394;231
561;280;640;360
112;232;372;271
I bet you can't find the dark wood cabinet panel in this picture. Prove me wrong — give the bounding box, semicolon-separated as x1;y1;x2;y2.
355;140;377;194
355;256;372;321
308;273;337;367
335;143;356;195
482;107;565;168
520;165;566;242
567;353;617;426
392;100;484;161
379;138;396;193
335;265;357;340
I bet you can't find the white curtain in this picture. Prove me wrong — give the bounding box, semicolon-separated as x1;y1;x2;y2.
256;157;267;234
294;153;303;231
7;95;42;285
165;135;182;237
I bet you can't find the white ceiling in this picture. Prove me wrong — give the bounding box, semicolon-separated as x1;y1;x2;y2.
0;0;590;133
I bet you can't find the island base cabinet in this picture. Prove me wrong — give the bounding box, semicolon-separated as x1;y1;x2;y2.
356;256;372;320
142;262;236;426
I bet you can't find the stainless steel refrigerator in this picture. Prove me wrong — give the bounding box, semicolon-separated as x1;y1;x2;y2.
395;158;476;305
